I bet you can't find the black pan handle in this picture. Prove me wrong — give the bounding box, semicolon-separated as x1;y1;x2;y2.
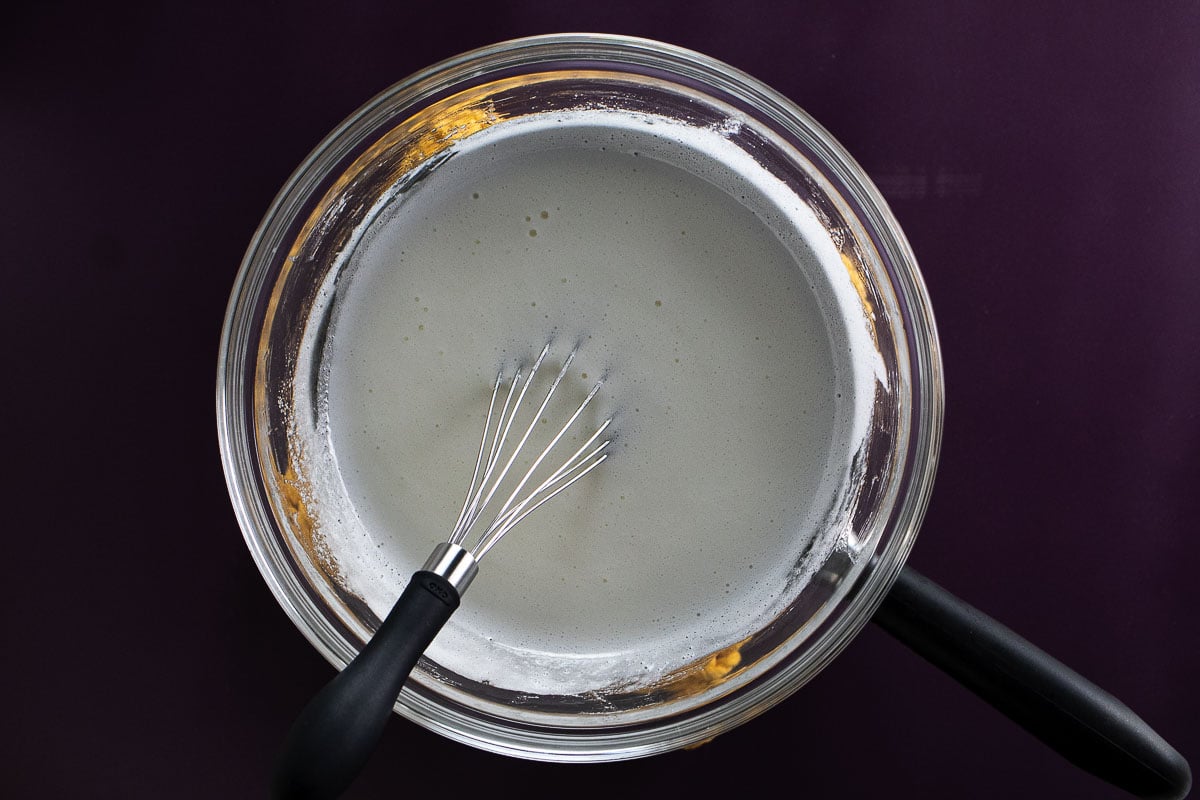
873;567;1191;800
271;571;461;800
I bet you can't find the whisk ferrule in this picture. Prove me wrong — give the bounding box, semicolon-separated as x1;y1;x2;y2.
421;542;479;595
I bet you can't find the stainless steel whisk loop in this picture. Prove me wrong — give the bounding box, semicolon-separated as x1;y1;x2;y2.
451;343;611;559
421;343;611;593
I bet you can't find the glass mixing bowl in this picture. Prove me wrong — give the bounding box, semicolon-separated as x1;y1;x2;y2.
217;33;943;761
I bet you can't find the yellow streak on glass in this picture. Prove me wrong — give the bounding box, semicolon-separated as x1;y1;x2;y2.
649;639;746;699
841;250;875;322
276;460;342;583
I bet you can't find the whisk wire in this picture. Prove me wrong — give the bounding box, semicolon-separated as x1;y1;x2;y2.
451;372;504;543
482;351;577;527
483;382;606;527
451;346;542;543
494;386;607;522
449;343;611;559
456;346;549;539
475;390;610;558
475;431;610;558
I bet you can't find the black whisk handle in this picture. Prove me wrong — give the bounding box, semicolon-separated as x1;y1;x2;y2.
272;571;460;800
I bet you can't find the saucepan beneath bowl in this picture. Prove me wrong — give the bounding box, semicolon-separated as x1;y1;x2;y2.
217;34;1189;799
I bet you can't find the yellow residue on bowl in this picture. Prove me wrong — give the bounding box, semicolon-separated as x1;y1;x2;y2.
841;250;874;321
649;639;747;699
274;455;344;587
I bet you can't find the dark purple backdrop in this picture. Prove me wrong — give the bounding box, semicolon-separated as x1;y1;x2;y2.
3;3;1196;798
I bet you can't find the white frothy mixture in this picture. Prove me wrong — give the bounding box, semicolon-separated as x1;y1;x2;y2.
317;110;879;695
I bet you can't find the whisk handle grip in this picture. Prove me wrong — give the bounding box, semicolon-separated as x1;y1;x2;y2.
272;571;460;800
874;567;1190;800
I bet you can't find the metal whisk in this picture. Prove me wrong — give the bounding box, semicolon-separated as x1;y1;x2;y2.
273;343;611;800
450;342;611;562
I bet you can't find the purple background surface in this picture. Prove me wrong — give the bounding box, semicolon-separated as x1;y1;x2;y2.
3;3;1197;798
